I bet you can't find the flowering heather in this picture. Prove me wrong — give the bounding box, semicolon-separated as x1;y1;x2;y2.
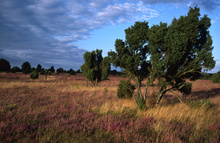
0;73;219;142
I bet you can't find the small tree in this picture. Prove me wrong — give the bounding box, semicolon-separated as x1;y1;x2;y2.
0;58;11;72
21;61;31;74
148;7;215;105
81;49;110;86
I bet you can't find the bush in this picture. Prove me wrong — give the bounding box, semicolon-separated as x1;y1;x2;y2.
30;70;39;79
211;71;220;83
117;80;135;98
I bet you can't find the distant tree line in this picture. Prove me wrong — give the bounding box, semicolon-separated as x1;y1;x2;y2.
0;59;82;79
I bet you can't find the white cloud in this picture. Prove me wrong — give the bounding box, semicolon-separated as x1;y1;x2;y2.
0;0;159;69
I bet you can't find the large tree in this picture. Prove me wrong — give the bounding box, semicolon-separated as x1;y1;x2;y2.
108;21;151;103
148;7;215;105
21;61;31;74
0;58;11;72
81;49;110;86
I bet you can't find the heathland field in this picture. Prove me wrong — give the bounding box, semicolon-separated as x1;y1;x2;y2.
0;73;219;142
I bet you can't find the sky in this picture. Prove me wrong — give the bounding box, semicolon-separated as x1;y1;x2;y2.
0;0;220;73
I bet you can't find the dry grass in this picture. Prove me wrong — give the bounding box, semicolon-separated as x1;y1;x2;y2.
97;99;137;114
0;73;219;142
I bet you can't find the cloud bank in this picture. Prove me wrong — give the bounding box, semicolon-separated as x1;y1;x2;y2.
0;0;219;69
0;0;159;69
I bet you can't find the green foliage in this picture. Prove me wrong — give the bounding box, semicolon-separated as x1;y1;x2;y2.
210;71;220;83
81;49;110;86
21;61;31;74
0;58;11;72
137;98;146;110
117;80;135;98
101;57;111;80
30;70;39;79
186;100;211;110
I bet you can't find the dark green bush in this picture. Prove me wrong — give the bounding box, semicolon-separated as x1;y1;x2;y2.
117;80;135;98
210;71;220;83
30;70;39;79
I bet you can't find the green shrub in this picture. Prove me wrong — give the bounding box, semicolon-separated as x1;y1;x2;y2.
210;71;220;83
117;80;135;98
137;98;146;110
30;70;39;79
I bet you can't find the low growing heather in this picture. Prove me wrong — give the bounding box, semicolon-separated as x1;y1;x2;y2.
0;73;219;142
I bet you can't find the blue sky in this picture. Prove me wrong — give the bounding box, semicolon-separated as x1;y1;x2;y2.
0;0;220;73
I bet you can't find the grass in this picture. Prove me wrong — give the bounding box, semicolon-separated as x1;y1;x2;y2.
0;73;219;142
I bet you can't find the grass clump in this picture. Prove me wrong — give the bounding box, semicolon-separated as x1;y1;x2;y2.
117;80;135;99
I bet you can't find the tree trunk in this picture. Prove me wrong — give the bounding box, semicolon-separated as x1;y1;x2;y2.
136;80;142;99
156;87;171;105
143;83;148;100
156;92;164;105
